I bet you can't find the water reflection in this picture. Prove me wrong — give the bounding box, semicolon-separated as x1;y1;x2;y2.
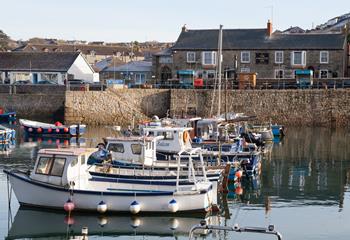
6;207;218;239
1;126;350;239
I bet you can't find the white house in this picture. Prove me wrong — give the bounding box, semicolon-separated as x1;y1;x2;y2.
0;52;99;84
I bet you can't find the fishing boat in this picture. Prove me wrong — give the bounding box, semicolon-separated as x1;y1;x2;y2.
6;207;217;239
0;111;16;124
4;147;215;213
0;124;16;144
19;119;86;137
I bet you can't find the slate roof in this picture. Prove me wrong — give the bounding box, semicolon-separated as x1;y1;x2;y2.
103;60;152;72
12;43;144;57
172;28;346;50
0;52;80;71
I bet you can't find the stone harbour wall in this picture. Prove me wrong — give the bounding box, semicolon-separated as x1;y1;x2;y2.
170;89;350;127
65;89;170;126
0;93;65;121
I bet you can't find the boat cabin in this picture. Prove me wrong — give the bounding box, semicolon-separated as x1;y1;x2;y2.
105;136;163;166
140;126;192;153
30;148;97;187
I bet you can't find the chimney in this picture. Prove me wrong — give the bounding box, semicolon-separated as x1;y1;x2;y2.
267;20;273;37
182;24;188;32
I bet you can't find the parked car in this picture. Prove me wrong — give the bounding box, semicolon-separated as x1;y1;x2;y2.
13;80;30;85
67;79;88;85
37;80;56;84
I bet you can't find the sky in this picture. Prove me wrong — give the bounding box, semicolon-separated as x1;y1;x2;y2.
0;0;348;42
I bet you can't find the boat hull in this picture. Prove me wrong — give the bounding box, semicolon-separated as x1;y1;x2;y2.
6;170;214;213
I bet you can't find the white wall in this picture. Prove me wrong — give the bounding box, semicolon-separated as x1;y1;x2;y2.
68;54;99;83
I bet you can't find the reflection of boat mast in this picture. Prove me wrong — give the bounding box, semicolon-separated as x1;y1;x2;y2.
264;195;271;216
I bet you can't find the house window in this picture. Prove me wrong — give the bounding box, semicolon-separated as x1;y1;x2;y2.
320;51;329;64
240;68;250;73
241;51;250;63
320;70;328;79
275;69;284;78
135;73;145;84
202;51;216;65
187;52;196;63
41;73;58;83
292;51;306;66
207;70;216;79
108;143;124;153
275;51;283;64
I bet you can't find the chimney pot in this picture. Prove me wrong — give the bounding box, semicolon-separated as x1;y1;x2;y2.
267;20;273;37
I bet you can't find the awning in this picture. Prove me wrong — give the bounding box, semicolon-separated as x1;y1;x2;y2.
295;70;313;75
177;70;195;75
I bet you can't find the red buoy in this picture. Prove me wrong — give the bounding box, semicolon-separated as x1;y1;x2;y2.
64;127;69;133
235;170;243;179
64;199;75;212
48;128;52;133
235;186;243;195
37;127;42;133
64;215;75;225
55;121;62;126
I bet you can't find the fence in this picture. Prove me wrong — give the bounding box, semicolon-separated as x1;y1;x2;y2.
1;78;350;94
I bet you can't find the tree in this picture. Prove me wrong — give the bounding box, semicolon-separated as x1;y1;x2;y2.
0;30;10;51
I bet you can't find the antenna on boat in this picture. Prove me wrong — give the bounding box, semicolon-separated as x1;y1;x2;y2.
217;25;223;117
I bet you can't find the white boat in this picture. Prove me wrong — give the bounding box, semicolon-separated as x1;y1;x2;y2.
5;148;215;213
19;119;86;137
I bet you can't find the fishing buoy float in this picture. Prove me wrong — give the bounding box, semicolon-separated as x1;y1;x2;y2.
48;128;52;133
130;217;141;228
64;127;69;133
64;215;75;225
98;216;108;227
168;199;179;213
28;128;33;132
235;186;243;195
37;127;42;133
169;218;179;230
64;199;75;212
235;170;243;179
55;128;60;133
129;200;141;214
97;201;108;213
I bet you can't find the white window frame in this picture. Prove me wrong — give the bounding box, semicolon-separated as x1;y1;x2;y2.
187;52;196;63
275;51;284;64
202;51;216;65
241;51;250;63
291;51;306;66
320;51;329;64
240;67;250;73
275;69;284;79
319;69;328;79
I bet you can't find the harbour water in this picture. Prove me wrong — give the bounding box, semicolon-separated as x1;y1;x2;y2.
1;126;350;239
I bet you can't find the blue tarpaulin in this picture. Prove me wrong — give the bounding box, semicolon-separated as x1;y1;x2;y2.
295;70;313;75
177;70;195;75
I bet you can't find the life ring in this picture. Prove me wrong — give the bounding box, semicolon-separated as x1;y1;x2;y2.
183;131;190;143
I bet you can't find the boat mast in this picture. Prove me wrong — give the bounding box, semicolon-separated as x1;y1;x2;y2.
217;25;223;117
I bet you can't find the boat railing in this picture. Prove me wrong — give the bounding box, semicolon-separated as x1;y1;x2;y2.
189;221;282;240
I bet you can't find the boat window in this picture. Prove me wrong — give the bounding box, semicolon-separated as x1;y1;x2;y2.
36;157;53;175
157;131;174;140
108;143;124;153
131;144;142;155
81;155;86;165
50;158;66;177
35;156;66;177
71;157;78;167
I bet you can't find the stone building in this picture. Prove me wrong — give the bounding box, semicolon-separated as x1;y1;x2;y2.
165;21;348;85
